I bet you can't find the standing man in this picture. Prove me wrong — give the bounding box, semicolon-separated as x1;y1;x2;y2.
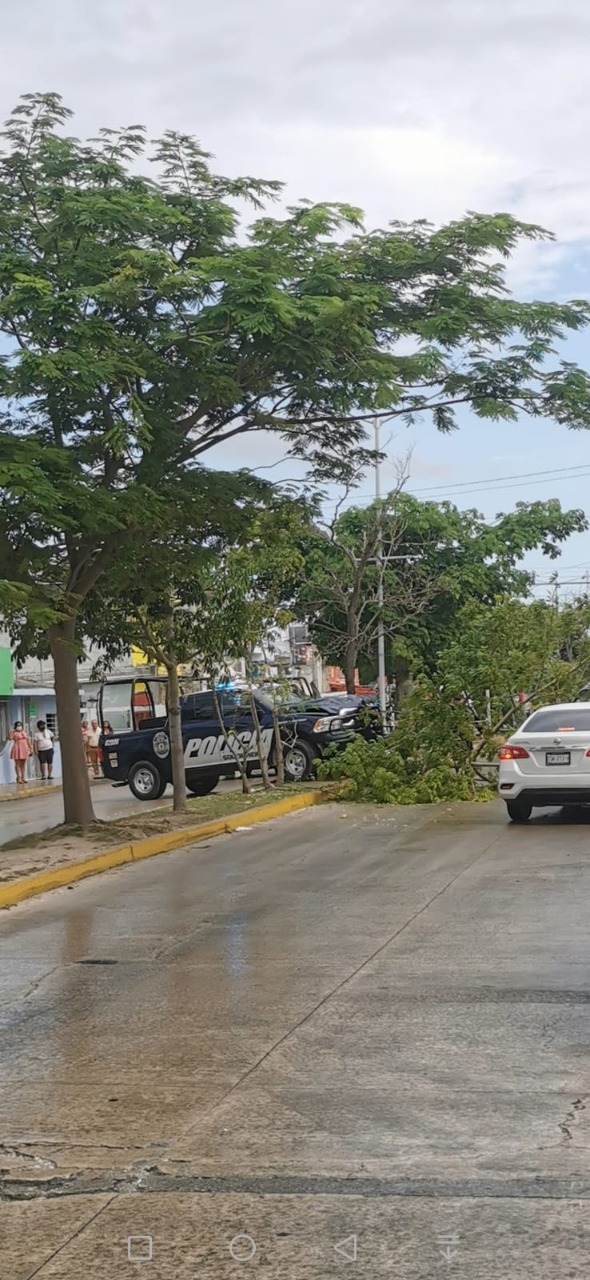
86;719;102;779
33;720;55;781
81;719;90;765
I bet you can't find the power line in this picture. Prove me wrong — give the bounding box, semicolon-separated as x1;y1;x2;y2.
406;462;590;496
328;465;590;509
527;560;590;574
532;579;590;588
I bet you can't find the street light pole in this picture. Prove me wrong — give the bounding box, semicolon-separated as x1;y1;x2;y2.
374;419;388;722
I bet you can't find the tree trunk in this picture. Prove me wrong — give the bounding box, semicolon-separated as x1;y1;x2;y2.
272;702;285;785
344;635;357;695
394;658;413;712
167;660;186;813
48;616;95;829
248;686;273;792
213;688;251;793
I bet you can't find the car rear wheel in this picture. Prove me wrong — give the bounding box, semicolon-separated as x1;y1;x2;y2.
128;760;167;801
506;798;532;823
283;740;316;783
186;773;220;797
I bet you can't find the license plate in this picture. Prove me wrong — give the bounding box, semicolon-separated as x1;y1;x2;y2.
545;751;571;766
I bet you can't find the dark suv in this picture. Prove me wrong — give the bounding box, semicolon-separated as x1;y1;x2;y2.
99;681;380;801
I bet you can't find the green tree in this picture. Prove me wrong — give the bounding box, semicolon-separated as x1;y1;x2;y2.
439;595;590;740
86;491;304;804
187;508;305;790
2;94;590;823
295;493;587;693
318;596;590;805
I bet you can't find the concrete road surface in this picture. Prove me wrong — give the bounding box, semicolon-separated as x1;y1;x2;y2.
2;800;590;1278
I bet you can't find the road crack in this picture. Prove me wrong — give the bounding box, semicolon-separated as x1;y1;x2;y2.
0;1143;56;1170
20;964;62;1002
5;1170;590;1203
558;1096;587;1143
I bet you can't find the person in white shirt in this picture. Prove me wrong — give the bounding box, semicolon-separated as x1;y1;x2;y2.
86;719;102;778
34;720;55;781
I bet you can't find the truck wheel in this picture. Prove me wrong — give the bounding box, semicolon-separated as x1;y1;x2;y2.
506;798;532;823
186;773;220;797
283;740;316;783
129;760;166;801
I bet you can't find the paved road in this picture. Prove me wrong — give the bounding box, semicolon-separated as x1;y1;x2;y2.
0;778;239;846
2;801;590;1277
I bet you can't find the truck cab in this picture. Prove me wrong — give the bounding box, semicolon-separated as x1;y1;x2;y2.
98;679;270;800
97;677;377;801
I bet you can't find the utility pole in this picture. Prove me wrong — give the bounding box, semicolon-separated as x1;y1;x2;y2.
374;419;388;723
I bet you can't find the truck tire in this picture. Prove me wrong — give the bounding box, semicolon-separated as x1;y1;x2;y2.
128;760;167;801
506;798;532;823
186;773;220;797
283;739;316;783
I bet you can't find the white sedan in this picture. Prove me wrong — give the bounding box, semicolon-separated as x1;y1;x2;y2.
498;702;590;822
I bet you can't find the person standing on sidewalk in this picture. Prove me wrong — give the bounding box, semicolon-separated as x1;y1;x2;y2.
33;720;55;781
9;721;32;785
87;719;102;779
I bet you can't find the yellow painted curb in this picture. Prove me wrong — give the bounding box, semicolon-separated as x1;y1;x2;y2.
0;790;326;910
0;783;63;803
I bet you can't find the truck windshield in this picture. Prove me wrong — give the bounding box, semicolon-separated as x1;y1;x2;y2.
253;690;274;711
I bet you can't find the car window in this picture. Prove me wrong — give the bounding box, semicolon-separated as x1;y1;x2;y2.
181;694;215;721
181;692;239;721
524;708;590;732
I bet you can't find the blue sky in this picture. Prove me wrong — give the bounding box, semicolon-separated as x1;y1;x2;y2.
3;0;590;592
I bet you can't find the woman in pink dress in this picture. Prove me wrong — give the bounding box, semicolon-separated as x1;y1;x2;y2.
9;720;31;784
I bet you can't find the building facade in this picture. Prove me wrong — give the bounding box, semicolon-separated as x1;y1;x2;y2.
0;626;325;785
0;634;152;786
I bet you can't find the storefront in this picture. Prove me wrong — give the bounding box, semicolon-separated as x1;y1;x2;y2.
0;686;61;786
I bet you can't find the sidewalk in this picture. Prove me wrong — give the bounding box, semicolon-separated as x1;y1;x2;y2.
0;779;63;802
0;775;245;852
0;776;174;849
0;772;118;802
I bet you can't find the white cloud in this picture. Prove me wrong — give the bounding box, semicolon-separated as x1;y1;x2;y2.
1;0;589;291
218;122;515;229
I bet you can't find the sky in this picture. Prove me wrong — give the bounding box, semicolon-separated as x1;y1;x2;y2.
3;0;590;591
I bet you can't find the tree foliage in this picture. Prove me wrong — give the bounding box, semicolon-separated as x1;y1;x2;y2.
2;92;590;822
317;695;485;804
295;493;587;691
85;490;305;802
439;596;590;735
319;594;590;804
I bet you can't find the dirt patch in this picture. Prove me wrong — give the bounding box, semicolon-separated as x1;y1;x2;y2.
0;785;326;885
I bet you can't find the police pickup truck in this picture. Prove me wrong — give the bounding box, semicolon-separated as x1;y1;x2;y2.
98;679;380;801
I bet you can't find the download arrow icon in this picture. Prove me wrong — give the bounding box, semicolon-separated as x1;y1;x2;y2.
334;1235;357;1262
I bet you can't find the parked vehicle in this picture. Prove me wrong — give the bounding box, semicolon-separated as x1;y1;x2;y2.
498;702;590;822
98;678;381;801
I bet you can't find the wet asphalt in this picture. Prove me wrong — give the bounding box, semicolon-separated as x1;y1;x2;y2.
2;800;590;1277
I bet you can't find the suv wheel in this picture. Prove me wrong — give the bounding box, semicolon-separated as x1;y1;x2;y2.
129;760;167;801
506;798;532;823
283;740;315;783
186;773;220;797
